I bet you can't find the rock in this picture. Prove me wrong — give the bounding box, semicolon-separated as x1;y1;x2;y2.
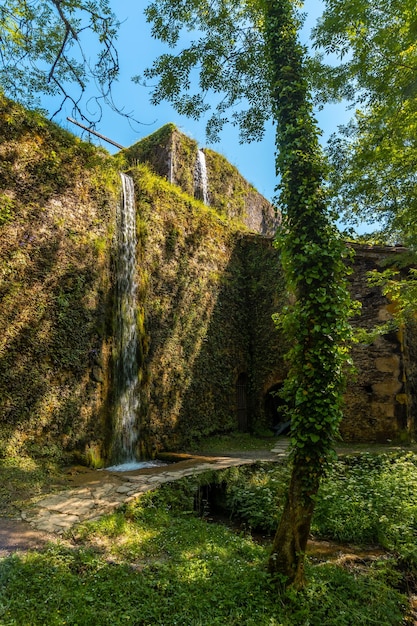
91;366;104;383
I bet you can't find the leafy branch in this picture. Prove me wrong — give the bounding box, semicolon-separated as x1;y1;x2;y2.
0;0;140;127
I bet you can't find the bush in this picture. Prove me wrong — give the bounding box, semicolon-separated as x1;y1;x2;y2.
312;452;417;563
220;463;290;533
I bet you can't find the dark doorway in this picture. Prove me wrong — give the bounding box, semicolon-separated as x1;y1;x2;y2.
264;383;287;433
236;373;248;432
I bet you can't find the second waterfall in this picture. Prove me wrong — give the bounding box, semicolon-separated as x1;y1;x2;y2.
112;173;139;463
194;149;209;205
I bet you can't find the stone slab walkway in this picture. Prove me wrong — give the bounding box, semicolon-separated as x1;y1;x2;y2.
20;441;289;535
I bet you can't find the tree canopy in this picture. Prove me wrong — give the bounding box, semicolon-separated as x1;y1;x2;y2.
310;0;417;246
140;0;274;143
0;0;121;124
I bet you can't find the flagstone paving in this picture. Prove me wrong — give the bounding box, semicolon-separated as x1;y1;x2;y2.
19;440;290;535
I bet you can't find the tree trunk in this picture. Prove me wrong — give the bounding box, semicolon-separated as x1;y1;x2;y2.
268;462;320;588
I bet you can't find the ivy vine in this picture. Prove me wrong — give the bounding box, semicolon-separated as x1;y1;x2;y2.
262;0;353;481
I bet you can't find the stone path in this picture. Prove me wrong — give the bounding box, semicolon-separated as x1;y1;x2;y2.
19;441;289;536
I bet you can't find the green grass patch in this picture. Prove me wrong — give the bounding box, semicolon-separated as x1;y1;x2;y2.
1;451;416;624
185;432;276;455
313;452;417;561
0;479;406;625
198;451;417;567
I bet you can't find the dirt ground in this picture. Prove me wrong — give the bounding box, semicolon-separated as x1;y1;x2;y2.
0;518;57;557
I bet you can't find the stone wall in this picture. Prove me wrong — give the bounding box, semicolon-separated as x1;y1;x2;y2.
133;176;416;446
129;165;288;453
0;96;118;464
124;125;281;237
239;240;416;443
1;100;415;466
342;244;412;442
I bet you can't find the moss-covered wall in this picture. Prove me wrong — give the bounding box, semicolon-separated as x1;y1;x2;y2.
124;126;281;237
342;244;414;443
131;165;249;451
0;99;288;462
0;96;120;464
239;236;288;430
129;166;288;452
1;101;414;464
203;148;280;236
123;124;198;196
242;239;416;444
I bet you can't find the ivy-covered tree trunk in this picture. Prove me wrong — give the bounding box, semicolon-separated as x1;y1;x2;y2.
262;0;352;586
268;465;319;587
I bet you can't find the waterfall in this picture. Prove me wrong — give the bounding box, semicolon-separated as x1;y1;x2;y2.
167;135;175;184
194;149;209;205
113;173;139;462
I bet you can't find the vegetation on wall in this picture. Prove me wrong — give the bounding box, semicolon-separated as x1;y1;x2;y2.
204;148;258;221
0;96;288;465
125;126;274;232
239;236;288;431
2;94;403;475
123;124;177;172
124;124;199;197
0;95;119;463
131;164;251;451
124;154;290;454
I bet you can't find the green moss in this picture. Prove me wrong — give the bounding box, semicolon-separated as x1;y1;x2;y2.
122;123;177;162
0;101;287;464
204;148;249;219
0;193;15;225
124;125;270;234
124;125;200;200
0;96;118;463
84;442;106;469
128;161;283;453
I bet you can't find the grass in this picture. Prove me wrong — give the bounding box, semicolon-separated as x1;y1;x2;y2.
0;454;66;518
2;446;417;624
313;452;417;557
209;452;417;569
0;480;407;626
0;431;276;518
185;432;277;455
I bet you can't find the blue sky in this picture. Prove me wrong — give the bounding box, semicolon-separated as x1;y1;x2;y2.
49;0;352;205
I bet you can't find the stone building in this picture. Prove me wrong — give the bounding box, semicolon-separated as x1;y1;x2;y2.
342;244;414;442
126;125;416;446
1;99;414;465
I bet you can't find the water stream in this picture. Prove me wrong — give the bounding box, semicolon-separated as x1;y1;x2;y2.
194;149;209;205
113;173;139;463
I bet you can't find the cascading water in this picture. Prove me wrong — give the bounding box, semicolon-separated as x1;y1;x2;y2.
108;174;168;472
112;173;139;463
194;149;209;205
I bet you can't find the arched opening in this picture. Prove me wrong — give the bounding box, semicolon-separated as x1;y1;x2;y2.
264;383;290;435
236;373;248;432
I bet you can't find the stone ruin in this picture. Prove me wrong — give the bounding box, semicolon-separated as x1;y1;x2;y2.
123;123;281;238
126;126;416;445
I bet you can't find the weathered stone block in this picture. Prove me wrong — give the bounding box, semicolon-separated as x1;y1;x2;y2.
372;380;403;396
378;307;394;321
375;356;400;373
371;402;395;418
